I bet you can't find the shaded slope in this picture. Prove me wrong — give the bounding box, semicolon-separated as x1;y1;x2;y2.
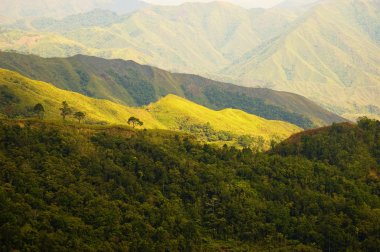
0;52;346;128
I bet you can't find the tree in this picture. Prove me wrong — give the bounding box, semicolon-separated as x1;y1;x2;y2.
33;103;45;119
128;117;143;128
74;111;86;124
60;101;72;121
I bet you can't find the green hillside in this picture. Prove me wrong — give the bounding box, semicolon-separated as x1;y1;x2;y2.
0;117;379;251
0;51;346;128
1;0;379;119
0;68;301;148
226;0;380;120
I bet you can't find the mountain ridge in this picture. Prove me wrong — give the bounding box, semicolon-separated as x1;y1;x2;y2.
0;51;346;128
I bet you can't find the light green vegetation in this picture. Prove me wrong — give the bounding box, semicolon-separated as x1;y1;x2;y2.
0;68;301;148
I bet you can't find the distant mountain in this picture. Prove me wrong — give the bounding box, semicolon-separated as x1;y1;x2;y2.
276;0;320;9
0;68;301;147
0;0;148;20
226;0;380;120
0;52;346;128
1;0;379;119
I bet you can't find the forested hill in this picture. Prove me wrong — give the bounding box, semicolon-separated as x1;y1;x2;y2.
0;118;379;251
0;52;346;128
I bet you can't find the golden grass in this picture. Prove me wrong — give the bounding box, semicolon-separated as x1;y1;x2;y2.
0;68;301;141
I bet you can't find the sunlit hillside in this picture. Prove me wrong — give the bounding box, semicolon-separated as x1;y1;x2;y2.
0;68;301;147
148;94;301;140
0;52;346;128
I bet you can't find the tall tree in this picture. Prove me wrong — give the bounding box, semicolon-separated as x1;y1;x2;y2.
33;103;45;119
74;111;86;124
128;117;143;128
60;101;72;121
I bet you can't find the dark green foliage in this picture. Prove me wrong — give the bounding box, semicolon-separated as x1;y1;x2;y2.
75;69;90;86
0;119;379;251
73;111;86;123
60;101;72;121
0;85;19;106
0;85;21;118
108;71;157;106
127;117;143;128
33;103;45;119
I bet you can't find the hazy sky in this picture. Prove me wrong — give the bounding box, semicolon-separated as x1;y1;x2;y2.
144;0;285;8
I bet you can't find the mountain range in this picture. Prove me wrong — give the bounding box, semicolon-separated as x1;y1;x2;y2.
0;51;346;128
0;0;147;22
1;0;379;120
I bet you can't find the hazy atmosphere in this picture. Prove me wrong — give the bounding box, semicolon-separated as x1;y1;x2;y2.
144;0;284;8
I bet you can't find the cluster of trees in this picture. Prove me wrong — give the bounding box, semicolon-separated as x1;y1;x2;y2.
178;120;274;150
0;118;379;251
59;101;86;123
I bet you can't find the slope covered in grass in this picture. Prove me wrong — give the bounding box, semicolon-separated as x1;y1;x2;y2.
148;94;300;140
0;52;346;128
0;68;301;147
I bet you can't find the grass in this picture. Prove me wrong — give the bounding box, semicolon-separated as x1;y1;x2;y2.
0;68;301;145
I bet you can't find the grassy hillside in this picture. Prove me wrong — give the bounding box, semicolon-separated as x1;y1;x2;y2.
226;0;380;120
0;117;379;251
148;94;300;141
0;51;346;128
0;68;301;148
1;0;379;119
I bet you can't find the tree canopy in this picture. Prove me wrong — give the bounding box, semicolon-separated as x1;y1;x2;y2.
59;101;72;120
74;111;86;123
128;116;143;128
0;118;379;251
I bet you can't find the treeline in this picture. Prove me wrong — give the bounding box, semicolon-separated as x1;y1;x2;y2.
0;118;379;251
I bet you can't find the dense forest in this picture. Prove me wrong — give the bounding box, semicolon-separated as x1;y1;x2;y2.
0;118;379;251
